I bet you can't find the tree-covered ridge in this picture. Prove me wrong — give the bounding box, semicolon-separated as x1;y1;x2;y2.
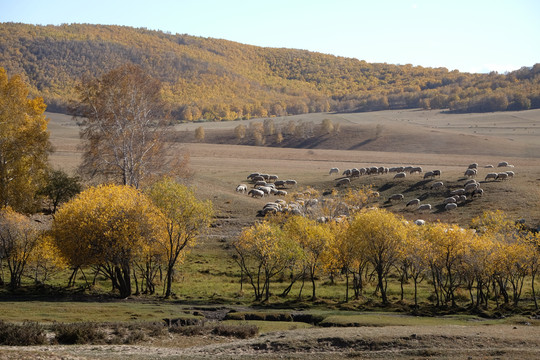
1;22;539;120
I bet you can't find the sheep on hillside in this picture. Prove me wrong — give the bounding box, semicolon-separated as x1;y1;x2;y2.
329;167;339;175
236;184;247;193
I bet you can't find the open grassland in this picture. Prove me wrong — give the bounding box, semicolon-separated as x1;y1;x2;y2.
7;108;538;358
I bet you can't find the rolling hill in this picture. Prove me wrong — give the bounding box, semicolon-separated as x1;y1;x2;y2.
1;23;539;120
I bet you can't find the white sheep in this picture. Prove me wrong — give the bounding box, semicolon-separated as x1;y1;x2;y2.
389;193;405;202
417;204;432;211
329;167;339;175
505;171;515;178
450;188;466;196
394;172;406;179
445;203;458;211
498;161;509;167
464;168;477;177
248;189;264;198
485;173;498;181
236;184;247;193
406;198;420;207
496;172;509;181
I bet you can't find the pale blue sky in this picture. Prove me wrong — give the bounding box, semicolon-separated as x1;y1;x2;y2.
1;0;538;73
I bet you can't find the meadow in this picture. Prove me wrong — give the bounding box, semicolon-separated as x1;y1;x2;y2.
3;108;539;359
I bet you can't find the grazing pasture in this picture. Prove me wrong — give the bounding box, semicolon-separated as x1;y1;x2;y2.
28;108;540;359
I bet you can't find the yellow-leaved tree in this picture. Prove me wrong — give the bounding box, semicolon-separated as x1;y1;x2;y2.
0;67;52;212
283;216;333;301
147;177;214;298
346;208;407;304
52;184;164;297
0;207;45;288
233;220;302;301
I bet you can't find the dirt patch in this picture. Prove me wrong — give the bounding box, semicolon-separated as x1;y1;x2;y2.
2;324;539;359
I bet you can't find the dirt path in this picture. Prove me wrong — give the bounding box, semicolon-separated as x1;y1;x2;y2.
2;324;539;359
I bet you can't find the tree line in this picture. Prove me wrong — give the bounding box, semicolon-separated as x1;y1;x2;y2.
234;202;540;309
1;23;539;121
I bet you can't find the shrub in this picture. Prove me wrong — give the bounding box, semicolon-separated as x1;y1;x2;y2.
0;321;46;346
52;322;106;344
213;324;258;339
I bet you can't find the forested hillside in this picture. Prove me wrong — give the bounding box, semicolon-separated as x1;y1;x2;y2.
1;22;539;120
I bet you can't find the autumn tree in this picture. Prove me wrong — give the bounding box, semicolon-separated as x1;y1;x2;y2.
194;126;205;142
52;184;164;297
233;221;301;301
234;124;247;140
147;178;213;298
38;169;82;213
346;208;406;304
72;64;169;188
283;216;333;300
0;207;45;288
0;67;52;213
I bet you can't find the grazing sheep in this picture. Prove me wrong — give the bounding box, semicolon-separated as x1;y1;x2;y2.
257;186;272;195
443;197;457;204
414;219;425;226
260;174;270;180
417;204;432;211
472;188;484;197
236;184;247;193
342;169;352;176
248;189;264;198
423;171;434;179
394;172;406;179
329;167;339;175
410;166;423;174
404;166;414;173
285;179;297;186
459;195;467;203
431;181;444;190
505;171;515;178
464;179;478;186
485;172;498;181
255;180;268;187
468;163;478;169
464;168;477;177
464;182;479;193
389;193;405;202
274;180;286;188
268;175;279;182
406;198;420;207
485;164;494;168
432;169;441;177
336;178;351;186
450;188;466;196
274;190;287;196
252;175;265;183
359;168;367;175
247;172;260;180
496;172;509;181
351;168;361;177
445;203;458;211
498;161;509;167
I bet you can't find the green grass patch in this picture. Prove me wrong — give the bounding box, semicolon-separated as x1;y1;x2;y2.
222;319;312;333
0;301;198;323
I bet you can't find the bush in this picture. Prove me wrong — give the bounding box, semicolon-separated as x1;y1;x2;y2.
168;323;258;339
52;322;106;344
0;320;46;346
213;324;258;339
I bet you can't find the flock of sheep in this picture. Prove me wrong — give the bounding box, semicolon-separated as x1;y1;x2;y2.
233;160;516;222
235;172;297;199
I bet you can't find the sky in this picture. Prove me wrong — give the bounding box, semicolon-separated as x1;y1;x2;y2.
1;0;539;74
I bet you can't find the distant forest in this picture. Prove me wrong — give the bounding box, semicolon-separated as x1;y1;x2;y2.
1;23;539;121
